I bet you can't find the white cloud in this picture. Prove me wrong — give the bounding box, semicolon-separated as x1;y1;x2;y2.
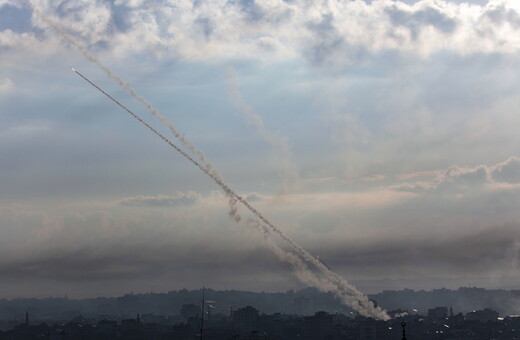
118;191;201;207
2;0;520;63
3;121;53;137
0;0;17;7
0;77;12;92
394;156;520;193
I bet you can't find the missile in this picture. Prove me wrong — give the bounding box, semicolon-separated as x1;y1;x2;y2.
316;256;332;270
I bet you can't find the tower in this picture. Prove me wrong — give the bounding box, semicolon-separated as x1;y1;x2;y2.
200;287;205;340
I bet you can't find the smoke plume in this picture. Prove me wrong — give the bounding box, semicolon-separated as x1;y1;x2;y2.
72;67;388;320
224;67;301;193
27;2;389;319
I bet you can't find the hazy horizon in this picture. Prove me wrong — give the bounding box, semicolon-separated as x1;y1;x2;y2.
4;279;520;301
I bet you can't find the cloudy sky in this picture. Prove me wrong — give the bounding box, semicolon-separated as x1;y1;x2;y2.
1;0;520;299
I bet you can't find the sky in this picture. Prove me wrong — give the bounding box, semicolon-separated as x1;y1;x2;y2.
1;0;520;300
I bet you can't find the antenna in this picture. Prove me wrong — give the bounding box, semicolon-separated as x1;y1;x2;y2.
200;287;205;340
205;300;216;322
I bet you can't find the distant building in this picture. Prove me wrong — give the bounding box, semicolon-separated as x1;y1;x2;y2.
97;319;117;328
117;294;140;315
360;318;386;340
234;306;259;333
465;308;499;322
173;323;196;340
180;304;200;320
428;306;448;319
304;311;333;339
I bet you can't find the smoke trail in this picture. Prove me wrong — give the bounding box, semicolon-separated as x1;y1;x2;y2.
224;68;301;193
22;2;246;242
236;194;386;316
21;0;387;320
22;2;331;307
246;218;339;292
20;1;221;180
71;68;389;320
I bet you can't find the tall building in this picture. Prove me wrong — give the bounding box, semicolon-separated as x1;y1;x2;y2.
304;311;333;340
234;305;259;334
428;306;448;320
360;318;386;340
465;308;499;322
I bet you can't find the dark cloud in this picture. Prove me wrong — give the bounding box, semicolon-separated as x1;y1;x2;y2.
195;17;214;40
485;4;520;28
1;219;518;293
109;1;134;33
316;225;520;277
240;0;266;22
386;5;458;40
0;238;290;285
0;206;296;289
305;13;347;65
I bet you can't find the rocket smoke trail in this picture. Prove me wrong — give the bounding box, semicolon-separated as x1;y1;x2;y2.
71;68;389;320
224;68;300;193
20;0;387;319
23;0;242;238
19;1;220;182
